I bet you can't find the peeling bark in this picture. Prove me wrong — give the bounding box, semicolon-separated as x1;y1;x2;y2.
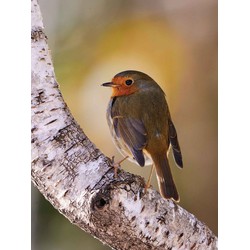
31;0;218;249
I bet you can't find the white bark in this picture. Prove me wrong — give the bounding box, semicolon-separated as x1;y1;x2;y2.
31;0;218;249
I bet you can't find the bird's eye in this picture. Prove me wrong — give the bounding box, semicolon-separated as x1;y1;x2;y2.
125;79;134;86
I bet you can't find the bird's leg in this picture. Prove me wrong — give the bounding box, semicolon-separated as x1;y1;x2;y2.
144;164;155;193
111;156;129;178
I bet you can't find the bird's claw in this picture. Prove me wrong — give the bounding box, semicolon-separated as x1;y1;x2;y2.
143;164;154;195
111;156;129;178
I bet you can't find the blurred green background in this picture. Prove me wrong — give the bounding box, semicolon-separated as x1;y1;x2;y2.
32;0;217;249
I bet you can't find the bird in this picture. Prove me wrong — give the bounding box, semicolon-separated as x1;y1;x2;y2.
101;70;183;202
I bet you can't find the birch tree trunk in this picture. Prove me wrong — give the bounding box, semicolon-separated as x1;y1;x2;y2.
31;0;217;249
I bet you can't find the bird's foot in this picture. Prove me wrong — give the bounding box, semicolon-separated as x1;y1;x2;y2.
144;164;154;194
144;180;152;194
111;156;129;178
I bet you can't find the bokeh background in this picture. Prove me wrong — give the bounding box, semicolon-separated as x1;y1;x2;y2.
32;0;217;249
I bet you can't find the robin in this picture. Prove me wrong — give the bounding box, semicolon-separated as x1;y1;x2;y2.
102;70;183;202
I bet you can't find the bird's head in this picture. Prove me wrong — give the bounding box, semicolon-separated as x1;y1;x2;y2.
101;70;155;97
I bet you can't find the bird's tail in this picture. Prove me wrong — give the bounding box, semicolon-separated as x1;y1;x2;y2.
153;154;179;202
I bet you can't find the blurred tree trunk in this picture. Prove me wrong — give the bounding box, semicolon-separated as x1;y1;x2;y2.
31;0;217;249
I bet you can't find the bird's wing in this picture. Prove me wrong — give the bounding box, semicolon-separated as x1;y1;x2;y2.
168;118;183;168
113;116;147;166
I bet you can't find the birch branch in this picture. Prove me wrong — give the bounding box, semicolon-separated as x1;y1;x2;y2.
31;0;217;249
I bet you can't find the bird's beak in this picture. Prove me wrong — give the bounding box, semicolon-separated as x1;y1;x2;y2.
101;82;119;87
